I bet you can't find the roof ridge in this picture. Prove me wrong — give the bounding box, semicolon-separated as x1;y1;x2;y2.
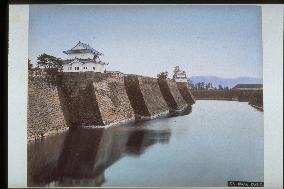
70;41;93;50
64;41;103;56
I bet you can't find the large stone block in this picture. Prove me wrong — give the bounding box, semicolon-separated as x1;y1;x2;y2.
27;77;68;141
93;74;135;125
176;82;196;105
124;75;169;119
59;72;135;127
158;78;188;113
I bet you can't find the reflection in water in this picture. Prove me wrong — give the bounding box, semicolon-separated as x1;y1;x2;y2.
28;101;263;187
126;128;171;155
28;124;171;187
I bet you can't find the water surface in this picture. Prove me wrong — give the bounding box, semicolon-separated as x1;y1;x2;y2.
28;100;263;187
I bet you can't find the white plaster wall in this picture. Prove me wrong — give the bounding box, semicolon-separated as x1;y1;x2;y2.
72;62;83;72
83;63;105;73
63;62;83;72
62;64;69;72
82;62;99;72
175;78;188;83
66;53;94;59
63;62;105;73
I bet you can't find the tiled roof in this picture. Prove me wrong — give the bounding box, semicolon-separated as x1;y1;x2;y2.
73;41;94;51
63;41;103;56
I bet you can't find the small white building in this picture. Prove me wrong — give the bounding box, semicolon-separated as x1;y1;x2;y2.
62;41;108;73
173;66;188;83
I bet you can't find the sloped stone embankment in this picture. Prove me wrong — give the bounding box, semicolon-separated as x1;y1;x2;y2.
28;72;195;142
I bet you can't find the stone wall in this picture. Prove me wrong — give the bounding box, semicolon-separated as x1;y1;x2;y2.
191;90;236;100
235;90;258;102
58;72;104;127
176;82;196;105
124;75;151;118
191;90;262;102
28;77;68;141
125;75;193;119
28;72;195;141
167;80;189;110
136;76;169;118
191;89;263;111
248;90;263;111
93;74;135;125
59;72;135;127
158;78;187;112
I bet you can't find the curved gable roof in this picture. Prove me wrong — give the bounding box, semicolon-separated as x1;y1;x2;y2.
71;41;94;51
63;41;103;56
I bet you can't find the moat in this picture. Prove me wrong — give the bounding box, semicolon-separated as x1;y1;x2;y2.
28;100;264;187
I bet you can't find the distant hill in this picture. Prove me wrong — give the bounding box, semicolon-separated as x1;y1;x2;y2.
188;76;263;88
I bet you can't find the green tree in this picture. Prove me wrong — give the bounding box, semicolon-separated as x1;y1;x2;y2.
196;82;202;90
205;83;211;90
200;82;205;90
37;53;63;71
157;71;168;79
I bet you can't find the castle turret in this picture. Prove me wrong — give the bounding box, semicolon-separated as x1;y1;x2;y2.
62;41;108;73
172;66;188;83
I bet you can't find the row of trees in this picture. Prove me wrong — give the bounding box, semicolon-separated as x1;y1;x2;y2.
28;53;63;72
188;80;229;90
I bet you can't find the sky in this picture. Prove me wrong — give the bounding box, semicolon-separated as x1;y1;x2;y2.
29;5;263;78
